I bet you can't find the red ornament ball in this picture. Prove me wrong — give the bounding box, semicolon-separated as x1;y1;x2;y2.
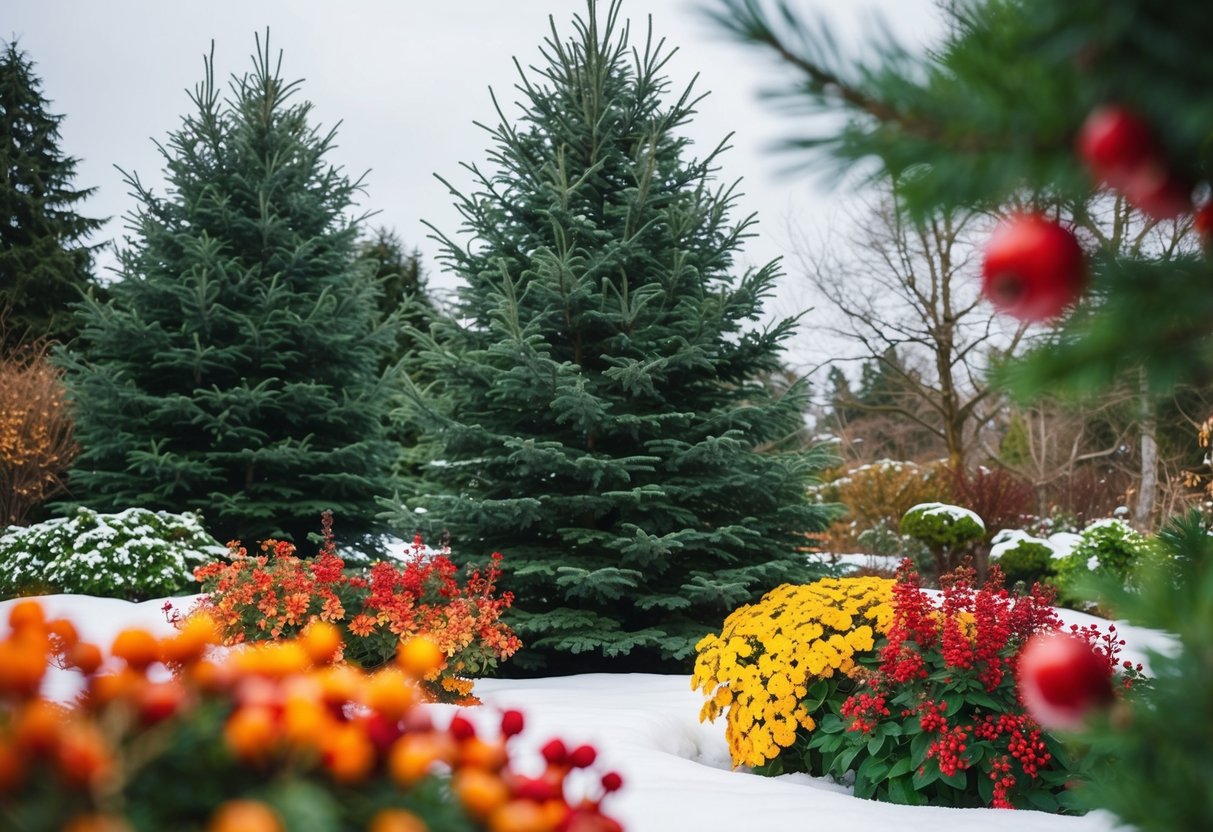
981;213;1086;321
1193;202;1213;242
1017;631;1114;731
1077;104;1193;219
1077;105;1159;187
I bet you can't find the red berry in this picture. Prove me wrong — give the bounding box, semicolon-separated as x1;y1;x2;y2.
1018;631;1114;731
982;213;1086;321
568;743;597;769
540;738;568;765
448;714;476;742
512;773;561;802
601;771;623;792
1077;105;1159;187
500;709;525;738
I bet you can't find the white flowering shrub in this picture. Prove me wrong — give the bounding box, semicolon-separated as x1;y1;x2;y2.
0;508;223;600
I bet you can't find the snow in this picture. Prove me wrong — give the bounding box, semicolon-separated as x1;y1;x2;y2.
906;501;986;530
988;528;1083;561
0;591;1172;831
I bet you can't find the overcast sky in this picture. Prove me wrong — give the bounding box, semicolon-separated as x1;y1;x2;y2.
7;0;942;374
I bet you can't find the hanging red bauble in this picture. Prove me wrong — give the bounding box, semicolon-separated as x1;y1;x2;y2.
982;213;1086;321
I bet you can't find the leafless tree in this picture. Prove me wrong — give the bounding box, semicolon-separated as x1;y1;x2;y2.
797;185;1029;471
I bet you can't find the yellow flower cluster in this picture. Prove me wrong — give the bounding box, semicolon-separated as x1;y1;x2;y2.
692;576;895;768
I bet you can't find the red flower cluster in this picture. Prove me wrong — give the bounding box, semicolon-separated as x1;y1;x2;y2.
839;692;889;734
192;512;521;702
822;560;1124;810
880;563;1063;695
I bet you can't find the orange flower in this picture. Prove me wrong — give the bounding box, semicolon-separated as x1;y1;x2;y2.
348;614;377;637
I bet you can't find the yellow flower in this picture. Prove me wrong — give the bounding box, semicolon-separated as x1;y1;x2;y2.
692;575;895;769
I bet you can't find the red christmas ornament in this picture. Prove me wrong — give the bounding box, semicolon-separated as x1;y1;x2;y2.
1193;202;1213;242
1122;165;1193;220
1017;631;1114;731
1077;105;1159;188
1077;104;1193;219
981;213;1086;321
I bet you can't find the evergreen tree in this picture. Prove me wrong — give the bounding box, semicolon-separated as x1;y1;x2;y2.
60;37;399;549
395;0;836;673
0;40;105;351
356;226;435;371
714;1;1213;828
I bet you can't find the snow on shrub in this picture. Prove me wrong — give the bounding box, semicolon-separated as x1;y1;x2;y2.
989;529;1056;588
1051;518;1156;609
900;502;985;579
0;507;221;601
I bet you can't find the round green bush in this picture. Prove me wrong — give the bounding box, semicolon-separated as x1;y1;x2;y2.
0;507;223;600
900;502;986;548
990;532;1056;588
1052;518;1154;608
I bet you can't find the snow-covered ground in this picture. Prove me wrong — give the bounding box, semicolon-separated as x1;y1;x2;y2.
0;593;1170;832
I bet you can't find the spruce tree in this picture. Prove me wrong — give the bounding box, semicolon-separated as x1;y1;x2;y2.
0;41;105;351
713;1;1213;828
60;37;399;548
397;0;836;673
356;226;435;371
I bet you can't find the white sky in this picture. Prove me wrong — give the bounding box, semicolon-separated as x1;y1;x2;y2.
6;0;943;373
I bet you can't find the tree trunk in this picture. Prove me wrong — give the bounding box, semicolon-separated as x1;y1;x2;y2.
1134;369;1158;531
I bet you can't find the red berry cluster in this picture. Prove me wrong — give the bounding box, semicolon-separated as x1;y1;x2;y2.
839;691;889;734
926;725;969;778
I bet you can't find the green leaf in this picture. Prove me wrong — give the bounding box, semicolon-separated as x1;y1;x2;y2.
940;768;969;790
866;733;886;757
910;731;933;767
887;775;925;805
887;757;913;779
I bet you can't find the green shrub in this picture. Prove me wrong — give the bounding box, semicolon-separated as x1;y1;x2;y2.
990;529;1057;588
816;460;952;552
901;502;985;580
1052;518;1154;609
0;507;221;600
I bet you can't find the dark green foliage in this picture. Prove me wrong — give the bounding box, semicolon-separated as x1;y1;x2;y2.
59;36;399;549
1080;513;1213;830
397;0;836;672
713;2;1213;827
0;41;105;350
357;226;435;371
712;0;1213;398
993;538;1055;589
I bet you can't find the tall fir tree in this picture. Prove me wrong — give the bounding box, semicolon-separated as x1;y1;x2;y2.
396;0;836;673
356;226;435;372
0;41;105;352
713;1;1213;828
60;36;399;548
